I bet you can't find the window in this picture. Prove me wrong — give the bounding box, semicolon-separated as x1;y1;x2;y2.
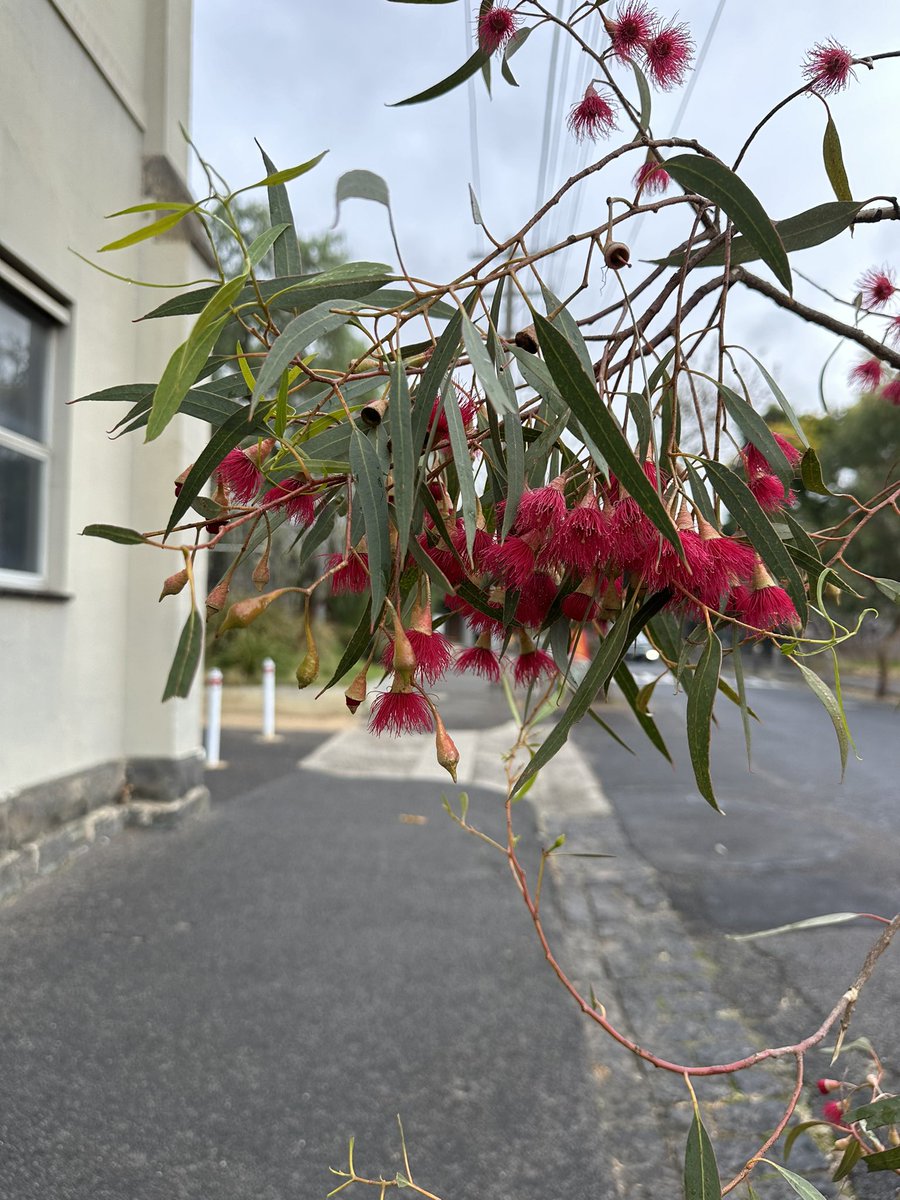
0;264;69;589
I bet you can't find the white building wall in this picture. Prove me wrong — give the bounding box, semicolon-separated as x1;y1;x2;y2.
0;0;206;796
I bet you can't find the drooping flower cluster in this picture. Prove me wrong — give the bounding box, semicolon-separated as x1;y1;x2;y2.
476;5;520;56
848;263;900;403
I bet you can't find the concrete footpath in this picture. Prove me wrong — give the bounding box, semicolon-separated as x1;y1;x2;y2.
0;677;837;1199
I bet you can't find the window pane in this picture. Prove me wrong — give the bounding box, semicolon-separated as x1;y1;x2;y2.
0;445;42;572
0;285;52;442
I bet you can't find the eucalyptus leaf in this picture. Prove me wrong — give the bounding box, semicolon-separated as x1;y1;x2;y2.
686;630;723;811
162;609;204;701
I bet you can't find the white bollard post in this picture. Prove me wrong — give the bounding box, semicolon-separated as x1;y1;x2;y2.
261;657;277;740
205;668;223;767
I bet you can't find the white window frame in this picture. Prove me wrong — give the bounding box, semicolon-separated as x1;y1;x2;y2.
0;258;71;594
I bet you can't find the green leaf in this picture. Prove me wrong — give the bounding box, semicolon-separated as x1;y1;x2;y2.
612;661;672;762
664;154;791;291
410;292;476;464
250;299;356;414
146;315;229;442
702;460;808;623
391;46;490;106
166;405;267;535
716;382;793;486
100;204;198;252
73;382;157;406
461;310;516;415
257;144;303;279
783;1121;828;1163
765;1160;829;1200
534;313;681;557
731;626;753;768
627;391;653;461
728;347;810;448
848;1095;900;1127
831;1138;862;1182
500;26;531;84
686;630;723;811
350;427;391;622
874;576;900;603
501;412;525;539
333;169;392;224
162;609;204;701
390;358;415;565
864;1146;900;1172
81;524;146;545
789;658;849;780
823;114;853;203
512;597;638;796
658;202;864;272
441;389;478;559
540;285;594;377
318;600;374;694
800;447;832;496
238;149;328;194
245;223;289;272
684;1110;721;1200
631;61;652;133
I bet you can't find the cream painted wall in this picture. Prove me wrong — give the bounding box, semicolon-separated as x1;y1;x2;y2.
0;0;205;793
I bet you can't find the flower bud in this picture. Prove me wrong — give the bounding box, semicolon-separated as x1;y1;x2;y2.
434;710;460;782
603;241;631;270
252;543;271;590
295;605;319;689
816;1078;842;1095
345;662;369;714
205;575;231;618
159;567;189;601
218;589;287;634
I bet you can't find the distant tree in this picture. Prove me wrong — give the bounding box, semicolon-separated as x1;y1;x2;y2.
793;395;900;695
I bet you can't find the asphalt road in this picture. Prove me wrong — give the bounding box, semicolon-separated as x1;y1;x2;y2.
573;664;900;1090
0;727;603;1200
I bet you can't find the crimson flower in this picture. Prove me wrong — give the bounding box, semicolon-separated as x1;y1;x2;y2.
643;19;694;90
327;551;370;594
822;1100;847;1126
454;635;502;683
850;358;884;391
606;0;656;59
816;1078;842;1095
567;85;618;141
561;588;599;622
477;5;520;55
217;448;264;504
513;633;557;688
731;569;800;636
262;479;315;526
514;572;557;628
634;159;671;195
858;266;897;310
882;378;900;406
887;315;900;346
514;479;568;534
368;688;434;737
802;39;855;95
382;630;454;685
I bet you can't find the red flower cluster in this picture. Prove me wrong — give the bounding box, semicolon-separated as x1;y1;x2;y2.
801;39;855;95
742;433;801;514
847;263;900;403
604;2;694;90
476;5;520;56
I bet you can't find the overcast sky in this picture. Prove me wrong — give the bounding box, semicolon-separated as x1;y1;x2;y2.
190;1;900;415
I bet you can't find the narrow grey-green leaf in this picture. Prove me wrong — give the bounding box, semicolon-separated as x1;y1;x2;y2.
540;285;594;376
461;310;516;414
350;427;391;623
631;61;652;133
626;391;653;461
832;1138;862;1181
874;576;900;603
317;599;373;693
684;1110;721;1200
665;153;791;292
242;149;328;193
81;524;146;545
823;114;853;203
657;202;864;272
502;411;526;538
731;627;753;768
702;460;808;622
390;46;489;106
800;447;832;495
766;1160;830;1200
257;144;303;278
410;292;476;465
251;299;355;413
790;658;849;780
100;204;198;252
613;661;672;762
686;630;723;811
441;390;478;559
162;609;204;701
716;382;793;486
390;358;415;564
146;315;229;442
246;223;289;271
728;347;810;447
534;313;681;556
850;1095;900;1128
512;598;638;796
